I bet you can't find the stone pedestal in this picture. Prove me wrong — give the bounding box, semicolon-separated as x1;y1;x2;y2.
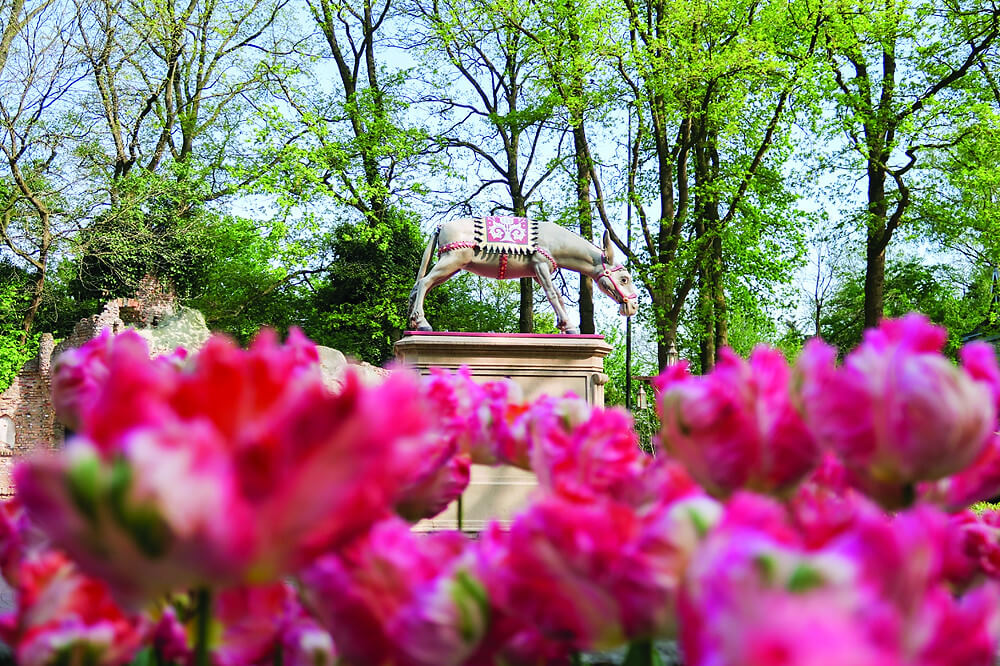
394;331;613;405
394;332;613;531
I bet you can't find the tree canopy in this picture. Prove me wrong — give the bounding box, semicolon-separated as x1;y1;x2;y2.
1;0;998;392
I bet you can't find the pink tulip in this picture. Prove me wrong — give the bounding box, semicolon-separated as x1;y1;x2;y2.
150;606;190;663
478;500;629;650
300;517;486;666
950;509;1000;583
786;454;888;550
527;397;648;504
919;434;1000;511
681;497;1000;666
18;329;433;603
15;427;253;603
960;341;1000;417
420;367;531;468
840;506;1000;665
395;449;471;522
0;498;36;585
679;521;902;666
466;612;574;666
281;619;337;666
480;487;721;650
146;582;337;666
655;346;820;498
215;582;335;666
796;315;995;503
50;329;114;433
827;502;1000;663
0;551;148;666
52;330;179;451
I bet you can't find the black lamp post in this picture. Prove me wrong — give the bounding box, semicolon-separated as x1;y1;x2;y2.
625;105;633;411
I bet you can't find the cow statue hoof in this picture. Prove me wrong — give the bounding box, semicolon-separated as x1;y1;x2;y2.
564;327;580;335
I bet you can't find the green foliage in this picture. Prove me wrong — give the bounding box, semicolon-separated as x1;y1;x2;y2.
820;258;990;355
184;217;308;343
430;274;524;334
301;209;435;364
0;263;39;392
68;170;219;301
602;326;659;452
917;102;1000;267
972;501;1000;514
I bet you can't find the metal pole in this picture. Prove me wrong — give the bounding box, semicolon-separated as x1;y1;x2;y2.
625;105;633;411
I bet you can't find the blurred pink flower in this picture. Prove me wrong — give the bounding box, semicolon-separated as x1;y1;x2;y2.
679;518;899;666
655;346;820;498
796;315;995;504
466;612;574;666
0;551;148;666
0;498;35;585
52;330;179;451
481;487;721;650
50;329;114;434
301;517;486;666
395;450;471;522
681;498;1000;666
960;341;1000;417
786;454;886;550
147;582;336;666
150;606;189;663
949;509;1000;584
527;398;648;504
479;499;629;650
18;329;431;603
835;505;1000;665
919;434;1000;511
15;425;254;603
215;582;335;666
420;367;531;468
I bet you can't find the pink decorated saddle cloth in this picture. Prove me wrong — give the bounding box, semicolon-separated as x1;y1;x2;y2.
474;216;539;256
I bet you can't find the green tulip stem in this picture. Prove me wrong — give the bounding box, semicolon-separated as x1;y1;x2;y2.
623;639;664;666
193;587;212;666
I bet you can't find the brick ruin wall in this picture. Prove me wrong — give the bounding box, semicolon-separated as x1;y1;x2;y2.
0;281;177;497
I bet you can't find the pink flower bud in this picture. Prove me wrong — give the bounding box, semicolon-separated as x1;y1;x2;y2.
796;315;995;503
655;346;820;498
301;518;484;666
19;329;434;604
0;552;148;666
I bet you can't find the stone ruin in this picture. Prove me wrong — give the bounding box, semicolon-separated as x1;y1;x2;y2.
0;279;388;498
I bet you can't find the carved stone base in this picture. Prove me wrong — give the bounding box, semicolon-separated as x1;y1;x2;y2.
394;332;613;531
393;331;612;404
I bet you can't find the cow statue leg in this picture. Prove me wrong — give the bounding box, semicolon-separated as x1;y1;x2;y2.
531;251;578;335
407;248;472;331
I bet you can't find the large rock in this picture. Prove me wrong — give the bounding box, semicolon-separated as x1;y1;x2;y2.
133;306;211;356
316;345;390;392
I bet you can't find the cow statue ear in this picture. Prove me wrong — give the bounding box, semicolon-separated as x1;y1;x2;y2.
603;229;615;265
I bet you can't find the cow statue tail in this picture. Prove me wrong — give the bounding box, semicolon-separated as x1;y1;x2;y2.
415;227;440;280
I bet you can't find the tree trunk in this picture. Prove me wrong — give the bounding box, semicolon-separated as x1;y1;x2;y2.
864;240;886;329
513;196;533;333
698;264;715;372
863;163;888;329
573;124;594;334
519;278;533;333
20;271;44;345
712;233;727;357
654;297;680;370
708;141;726;360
